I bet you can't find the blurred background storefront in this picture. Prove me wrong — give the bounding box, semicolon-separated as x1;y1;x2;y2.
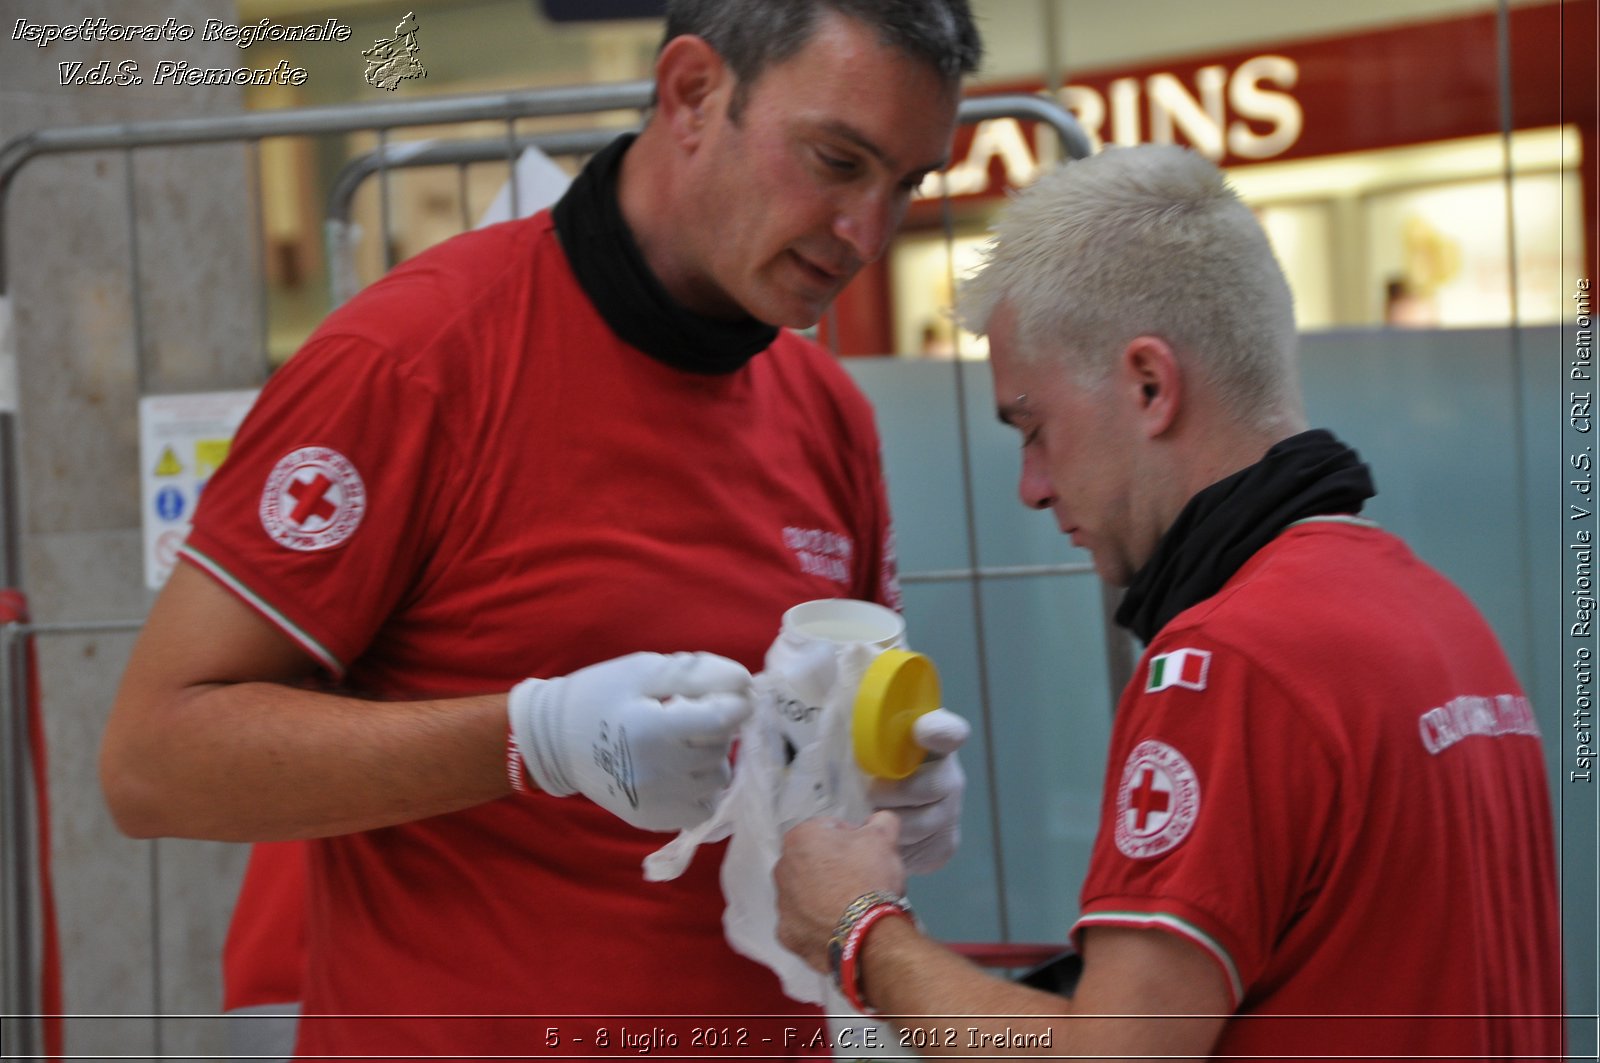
229;0;1593;360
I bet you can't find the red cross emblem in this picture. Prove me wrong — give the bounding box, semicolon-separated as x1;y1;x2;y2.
1129;768;1172;831
260;447;366;551
1114;740;1200;859
287;473;338;527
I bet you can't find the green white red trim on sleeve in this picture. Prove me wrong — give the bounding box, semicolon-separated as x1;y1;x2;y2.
178;544;346;678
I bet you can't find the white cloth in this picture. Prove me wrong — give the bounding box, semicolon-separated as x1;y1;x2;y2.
644;644;878;1004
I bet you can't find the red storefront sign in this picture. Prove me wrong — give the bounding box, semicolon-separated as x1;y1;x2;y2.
825;0;1596;354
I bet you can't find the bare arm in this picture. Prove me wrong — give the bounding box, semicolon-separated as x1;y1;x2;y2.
100;562;510;842
860;921;1227;1059
776;814;1230;1059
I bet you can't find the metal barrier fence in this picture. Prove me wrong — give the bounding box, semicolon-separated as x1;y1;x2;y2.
0;81;1091;1057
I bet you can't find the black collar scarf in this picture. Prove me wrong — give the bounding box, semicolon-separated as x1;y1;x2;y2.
551;133;778;375
1115;428;1377;644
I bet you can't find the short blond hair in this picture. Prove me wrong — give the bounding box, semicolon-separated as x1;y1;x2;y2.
958;145;1302;429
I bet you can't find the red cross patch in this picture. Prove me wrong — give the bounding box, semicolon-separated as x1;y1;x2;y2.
1114;740;1201;859
259;446;366;552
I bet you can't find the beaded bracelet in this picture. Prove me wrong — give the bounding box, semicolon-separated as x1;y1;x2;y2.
827;891;914;1015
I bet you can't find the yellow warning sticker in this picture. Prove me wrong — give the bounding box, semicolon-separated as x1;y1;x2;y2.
154;446;183;477
194;439;232;479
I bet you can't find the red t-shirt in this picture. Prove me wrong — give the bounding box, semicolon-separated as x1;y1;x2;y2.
185;212;898;1056
221;841;306;1011
1075;517;1563;1059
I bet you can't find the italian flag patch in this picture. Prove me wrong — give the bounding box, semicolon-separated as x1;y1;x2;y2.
1145;648;1211;692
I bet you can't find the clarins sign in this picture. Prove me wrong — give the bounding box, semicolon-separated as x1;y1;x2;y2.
1062;55;1302;161
931;54;1301;197
919;4;1585;206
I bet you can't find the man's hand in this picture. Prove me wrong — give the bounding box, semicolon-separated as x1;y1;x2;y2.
776;812;907;971
868;708;969;873
508;652;753;832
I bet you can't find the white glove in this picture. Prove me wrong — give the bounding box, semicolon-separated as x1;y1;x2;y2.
867;708;969;874
508;652;754;832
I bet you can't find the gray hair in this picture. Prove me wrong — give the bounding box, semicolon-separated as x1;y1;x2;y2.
958;145;1303;430
664;0;982;118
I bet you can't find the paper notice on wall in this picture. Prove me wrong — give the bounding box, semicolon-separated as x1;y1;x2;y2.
475;145;572;228
138;390;259;589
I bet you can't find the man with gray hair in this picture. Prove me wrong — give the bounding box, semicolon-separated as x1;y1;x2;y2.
102;1;980;1057
777;145;1563;1058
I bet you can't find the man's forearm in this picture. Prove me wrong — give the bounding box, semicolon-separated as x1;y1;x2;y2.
859;919;1227;1060
861;918;1074;1058
101;681;511;842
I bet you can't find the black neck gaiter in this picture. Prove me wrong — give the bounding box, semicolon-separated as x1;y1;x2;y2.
551;134;778;375
1114;429;1377;644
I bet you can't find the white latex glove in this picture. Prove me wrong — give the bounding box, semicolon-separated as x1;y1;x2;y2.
867;708;970;874
508;652;753;832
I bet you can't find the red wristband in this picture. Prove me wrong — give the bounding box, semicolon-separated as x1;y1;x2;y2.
837;901;912;1015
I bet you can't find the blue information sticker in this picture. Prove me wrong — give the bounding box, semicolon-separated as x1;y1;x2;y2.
155;486;186;522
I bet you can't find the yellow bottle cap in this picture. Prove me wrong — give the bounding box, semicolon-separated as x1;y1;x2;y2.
852;649;942;779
